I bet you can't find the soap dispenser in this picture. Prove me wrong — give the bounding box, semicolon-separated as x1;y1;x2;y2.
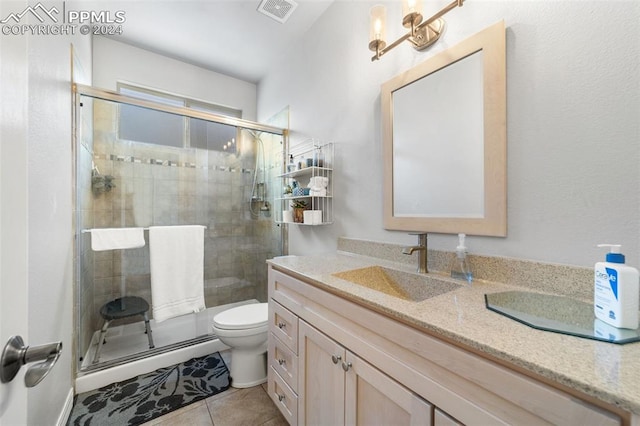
594;244;639;329
450;233;473;284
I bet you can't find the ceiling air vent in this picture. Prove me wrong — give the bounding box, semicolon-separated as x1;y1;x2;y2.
257;0;298;24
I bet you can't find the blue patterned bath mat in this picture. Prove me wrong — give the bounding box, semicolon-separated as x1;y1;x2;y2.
67;352;230;425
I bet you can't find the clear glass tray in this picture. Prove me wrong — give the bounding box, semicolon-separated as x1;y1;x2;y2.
485;291;640;344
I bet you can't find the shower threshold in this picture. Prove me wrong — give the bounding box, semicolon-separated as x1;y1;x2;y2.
75;334;230;393
80;334;216;374
76;300;257;393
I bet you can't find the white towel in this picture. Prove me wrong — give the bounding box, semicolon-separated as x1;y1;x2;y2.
90;228;145;251
309;188;327;197
149;225;206;322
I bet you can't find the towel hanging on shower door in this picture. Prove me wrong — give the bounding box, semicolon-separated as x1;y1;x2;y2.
88;227;145;251
149;225;206;322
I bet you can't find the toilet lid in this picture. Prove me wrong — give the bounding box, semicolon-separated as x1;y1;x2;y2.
213;303;268;330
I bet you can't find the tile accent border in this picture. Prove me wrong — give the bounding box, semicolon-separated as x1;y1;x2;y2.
337;237;594;301
93;153;257;173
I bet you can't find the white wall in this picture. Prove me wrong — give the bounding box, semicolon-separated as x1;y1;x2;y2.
93;37;258;121
1;1;30;423
0;2;94;423
258;1;640;268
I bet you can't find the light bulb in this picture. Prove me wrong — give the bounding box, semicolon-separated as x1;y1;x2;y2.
369;5;387;43
402;0;423;16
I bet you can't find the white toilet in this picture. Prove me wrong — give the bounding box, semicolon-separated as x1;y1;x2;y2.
212;302;269;388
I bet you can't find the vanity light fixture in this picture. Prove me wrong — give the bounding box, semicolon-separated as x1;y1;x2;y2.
369;0;464;61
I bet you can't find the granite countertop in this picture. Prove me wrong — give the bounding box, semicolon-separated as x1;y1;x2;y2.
268;252;640;415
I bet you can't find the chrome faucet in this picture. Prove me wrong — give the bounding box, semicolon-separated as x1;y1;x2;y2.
402;233;428;273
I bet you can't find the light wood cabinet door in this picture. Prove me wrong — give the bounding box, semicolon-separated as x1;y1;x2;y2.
345;350;433;426
298;320;346;426
434;408;463;426
298;319;433;426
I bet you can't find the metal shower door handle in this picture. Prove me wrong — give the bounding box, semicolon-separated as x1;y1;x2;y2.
1;335;62;387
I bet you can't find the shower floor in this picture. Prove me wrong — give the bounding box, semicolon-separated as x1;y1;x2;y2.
80;299;258;370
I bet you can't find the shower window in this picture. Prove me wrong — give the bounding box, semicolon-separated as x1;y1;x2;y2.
117;84;242;149
189;119;238;152
119;105;185;147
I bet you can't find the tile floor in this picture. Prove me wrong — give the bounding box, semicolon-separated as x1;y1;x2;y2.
141;383;288;426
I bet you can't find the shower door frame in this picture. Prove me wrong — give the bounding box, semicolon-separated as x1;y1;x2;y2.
74;84;286;136
72;83;288;374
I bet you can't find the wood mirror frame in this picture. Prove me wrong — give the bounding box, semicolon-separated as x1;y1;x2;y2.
382;20;507;236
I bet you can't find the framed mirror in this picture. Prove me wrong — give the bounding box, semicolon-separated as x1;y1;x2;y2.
382;21;506;236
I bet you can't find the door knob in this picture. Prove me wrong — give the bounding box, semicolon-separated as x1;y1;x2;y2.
341;361;352;372
1;335;62;387
331;354;342;364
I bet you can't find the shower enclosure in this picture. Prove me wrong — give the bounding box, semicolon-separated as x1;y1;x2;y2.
73;84;286;375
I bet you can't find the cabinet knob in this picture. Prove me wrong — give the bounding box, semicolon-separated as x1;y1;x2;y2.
342;361;352;372
278;358;286;366
277;393;285;402
331;354;342;364
277;322;286;329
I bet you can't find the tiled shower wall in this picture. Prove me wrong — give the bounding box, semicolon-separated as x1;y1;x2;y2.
76;97;284;359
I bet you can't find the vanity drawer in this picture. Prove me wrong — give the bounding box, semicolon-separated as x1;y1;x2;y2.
269;333;298;393
268;365;298;426
270;300;298;354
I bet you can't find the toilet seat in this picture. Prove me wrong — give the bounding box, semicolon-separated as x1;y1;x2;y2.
213;303;268;330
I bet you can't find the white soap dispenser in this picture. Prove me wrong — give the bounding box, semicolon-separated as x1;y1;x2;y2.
450;233;473;284
594;244;639;329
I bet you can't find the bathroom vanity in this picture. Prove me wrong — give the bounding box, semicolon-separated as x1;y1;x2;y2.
266;253;640;425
